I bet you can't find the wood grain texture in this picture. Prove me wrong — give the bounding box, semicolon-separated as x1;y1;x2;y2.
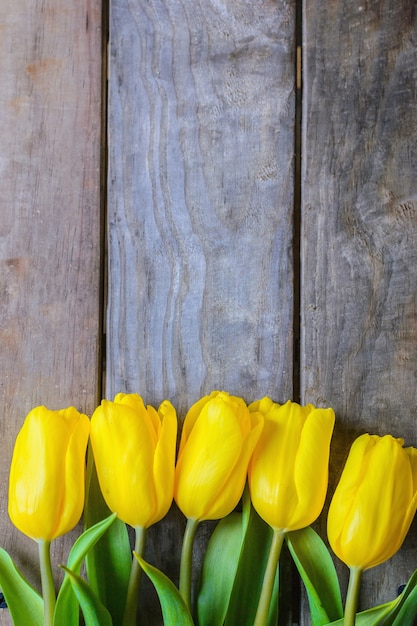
107;0;296;411
107;0;295;622
0;0;102;621
301;0;417;617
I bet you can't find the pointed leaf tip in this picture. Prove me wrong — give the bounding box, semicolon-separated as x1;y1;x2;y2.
134;553;195;625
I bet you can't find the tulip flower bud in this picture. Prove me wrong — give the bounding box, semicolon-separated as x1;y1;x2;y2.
248;398;335;532
90;393;177;529
8;405;90;542
174;390;264;521
327;433;417;570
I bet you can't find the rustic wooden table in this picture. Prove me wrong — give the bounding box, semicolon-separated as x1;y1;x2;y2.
0;0;416;624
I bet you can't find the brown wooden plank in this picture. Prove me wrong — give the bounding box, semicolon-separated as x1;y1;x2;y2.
0;0;103;622
301;0;417;618
107;0;296;622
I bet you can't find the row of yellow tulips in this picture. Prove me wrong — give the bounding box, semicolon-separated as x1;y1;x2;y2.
6;390;417;626
9;391;335;540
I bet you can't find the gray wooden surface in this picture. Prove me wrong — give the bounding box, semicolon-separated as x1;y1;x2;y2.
0;0;102;624
106;0;295;411
106;0;296;622
1;0;417;624
301;0;417;619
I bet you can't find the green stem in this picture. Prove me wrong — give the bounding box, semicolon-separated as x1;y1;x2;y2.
179;518;199;612
344;567;362;626
241;483;252;526
122;526;146;626
253;529;285;626
38;540;55;626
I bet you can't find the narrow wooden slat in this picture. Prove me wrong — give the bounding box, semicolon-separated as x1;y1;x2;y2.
0;0;102;622
107;0;296;622
301;0;417;617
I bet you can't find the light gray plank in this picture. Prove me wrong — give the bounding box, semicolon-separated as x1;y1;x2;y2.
107;0;296;622
107;0;296;412
0;0;102;621
301;0;417;618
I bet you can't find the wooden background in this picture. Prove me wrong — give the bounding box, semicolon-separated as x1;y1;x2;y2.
0;0;416;624
0;0;103;624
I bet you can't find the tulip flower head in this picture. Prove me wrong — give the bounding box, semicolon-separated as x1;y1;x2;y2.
90;393;177;529
174;390;264;521
327;433;417;571
8;405;90;542
248;398;335;532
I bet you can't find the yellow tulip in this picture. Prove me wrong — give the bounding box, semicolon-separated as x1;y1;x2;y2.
174;390;264;521
327;433;417;570
90;393;177;528
248;397;335;532
8;405;90;541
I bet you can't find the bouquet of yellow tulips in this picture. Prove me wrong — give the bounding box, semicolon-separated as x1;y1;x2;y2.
2;391;417;626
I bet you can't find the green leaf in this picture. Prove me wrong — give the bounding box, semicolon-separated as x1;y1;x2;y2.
134;553;195;625
382;567;417;626
325;569;417;626
54;513;118;626
84;445;132;626
225;506;278;626
62;566;113;626
389;586;417;626
324;601;397;626
0;546;44;626
197;512;244;626
287;526;343;626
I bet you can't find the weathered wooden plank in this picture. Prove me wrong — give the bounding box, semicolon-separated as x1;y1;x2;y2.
301;0;417;618
107;0;296;622
107;0;296;413
0;0;102;622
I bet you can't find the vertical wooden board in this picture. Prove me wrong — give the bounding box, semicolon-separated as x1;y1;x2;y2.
107;0;296;411
0;0;102;621
301;0;417;617
107;0;295;622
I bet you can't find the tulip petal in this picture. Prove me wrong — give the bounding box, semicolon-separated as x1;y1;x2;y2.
249;400;333;532
199;410;264;520
405;446;417;493
8;406;89;541
249;417;297;529
115;394;160;445
178;391;220;452
91;395;177;529
328;434;417;570
248;396;275;415
151;401;178;525
175;392;260;521
291;407;335;530
327;434;374;558
175;397;245;519
399;447;417;549
55;409;90;538
91;400;157;527
355;439;410;568
249;401;304;528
